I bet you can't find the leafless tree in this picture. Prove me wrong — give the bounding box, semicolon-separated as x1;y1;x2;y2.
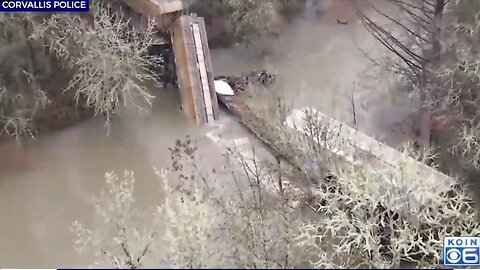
360;1;480;174
33;1;161;123
75;119;480;268
0;14;50;137
0;1;163;138
360;0;450;150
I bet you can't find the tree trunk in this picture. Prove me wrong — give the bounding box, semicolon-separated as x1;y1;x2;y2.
418;0;445;150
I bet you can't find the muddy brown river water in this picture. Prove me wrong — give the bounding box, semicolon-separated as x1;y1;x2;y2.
0;1;409;267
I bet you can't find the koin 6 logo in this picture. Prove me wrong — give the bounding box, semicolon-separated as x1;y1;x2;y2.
444;237;480;266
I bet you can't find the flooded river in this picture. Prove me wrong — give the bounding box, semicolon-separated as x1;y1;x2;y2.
0;1;406;267
0;86;264;267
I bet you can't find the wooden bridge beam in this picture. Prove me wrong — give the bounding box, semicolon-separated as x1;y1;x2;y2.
171;15;219;124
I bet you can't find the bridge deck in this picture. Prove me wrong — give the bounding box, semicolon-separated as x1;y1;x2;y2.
120;0;191;30
120;0;189;16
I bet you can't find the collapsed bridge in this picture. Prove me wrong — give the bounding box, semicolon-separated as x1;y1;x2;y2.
118;0;456;209
119;0;219;124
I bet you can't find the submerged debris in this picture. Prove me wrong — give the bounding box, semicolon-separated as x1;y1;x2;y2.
214;70;276;94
